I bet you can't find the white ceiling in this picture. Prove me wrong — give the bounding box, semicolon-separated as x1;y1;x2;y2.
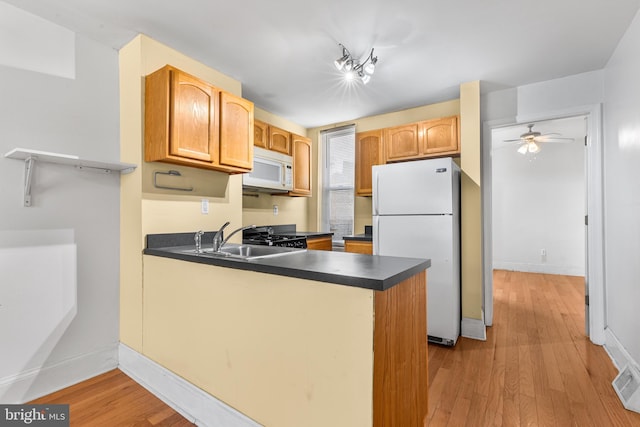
5;0;640;128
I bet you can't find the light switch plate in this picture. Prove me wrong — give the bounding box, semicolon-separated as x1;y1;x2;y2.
201;199;209;214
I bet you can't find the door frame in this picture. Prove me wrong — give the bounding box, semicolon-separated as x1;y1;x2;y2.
482;103;605;345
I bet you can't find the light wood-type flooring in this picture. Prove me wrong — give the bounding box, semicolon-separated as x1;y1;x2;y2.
427;270;640;426
29;270;640;426
29;369;194;426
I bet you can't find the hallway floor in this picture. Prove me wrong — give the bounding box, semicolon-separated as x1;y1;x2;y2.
427;270;640;426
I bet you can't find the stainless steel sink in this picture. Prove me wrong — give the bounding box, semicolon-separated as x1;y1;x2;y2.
178;244;305;260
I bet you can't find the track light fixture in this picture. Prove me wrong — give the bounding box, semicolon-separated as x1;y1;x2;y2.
334;43;378;85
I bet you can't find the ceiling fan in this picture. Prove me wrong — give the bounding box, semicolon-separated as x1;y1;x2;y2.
504;123;575;154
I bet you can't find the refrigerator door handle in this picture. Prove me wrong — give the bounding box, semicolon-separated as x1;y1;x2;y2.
373;169;379;215
373;215;379;255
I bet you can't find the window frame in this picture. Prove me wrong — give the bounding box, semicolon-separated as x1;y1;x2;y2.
321;125;356;247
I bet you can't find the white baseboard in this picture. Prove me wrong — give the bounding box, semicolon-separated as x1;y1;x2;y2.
604;327;640;372
118;344;261;427
605;328;640;413
493;262;584;277
461;316;487;341
0;343;119;403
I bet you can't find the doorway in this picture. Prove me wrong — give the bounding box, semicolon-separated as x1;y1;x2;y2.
482;105;605;345
491;117;586;276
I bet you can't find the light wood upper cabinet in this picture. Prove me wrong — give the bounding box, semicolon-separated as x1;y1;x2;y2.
289;134;312;196
384;123;421;162
422;116;459;155
355;130;384;196
220;92;253;170
253;119;269;149
254;121;291;154
268;126;291;155
145;65;253;173
383;116;460;163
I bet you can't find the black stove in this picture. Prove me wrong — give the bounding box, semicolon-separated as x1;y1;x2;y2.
243;226;307;248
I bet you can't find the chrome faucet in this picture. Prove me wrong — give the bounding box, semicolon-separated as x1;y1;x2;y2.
212;222;231;252
212;222;257;252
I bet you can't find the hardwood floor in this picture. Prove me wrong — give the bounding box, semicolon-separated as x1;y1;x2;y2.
29;369;194;426
26;270;640;426
428;270;640;426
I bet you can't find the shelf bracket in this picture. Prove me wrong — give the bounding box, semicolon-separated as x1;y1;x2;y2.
23;156;35;207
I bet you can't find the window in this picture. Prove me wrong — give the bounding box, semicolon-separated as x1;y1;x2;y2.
321;126;355;246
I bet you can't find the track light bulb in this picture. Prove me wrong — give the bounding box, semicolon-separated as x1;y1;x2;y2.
334;55;348;71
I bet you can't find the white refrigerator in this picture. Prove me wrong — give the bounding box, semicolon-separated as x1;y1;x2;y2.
372;157;461;346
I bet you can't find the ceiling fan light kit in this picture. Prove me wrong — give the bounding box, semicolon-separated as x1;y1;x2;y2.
334;43;378;84
504;123;574;155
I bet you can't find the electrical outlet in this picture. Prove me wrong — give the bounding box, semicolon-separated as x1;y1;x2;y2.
273;205;279;216
201;199;209;214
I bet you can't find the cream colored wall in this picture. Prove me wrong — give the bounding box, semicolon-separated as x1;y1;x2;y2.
306;99;461;233
243;107;310;230
143;256;375;427
242;194;309;230
459;81;483;321
120;34;246;350
306;91;484;324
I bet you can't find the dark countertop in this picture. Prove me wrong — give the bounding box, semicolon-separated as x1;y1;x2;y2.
144;233;429;291
289;231;333;239
243;224;332;240
343;233;373;242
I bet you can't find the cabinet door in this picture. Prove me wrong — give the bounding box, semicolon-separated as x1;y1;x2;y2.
254;120;269;149
355;130;383;196
384;124;420;162
344;240;373;254
306;236;332;251
269;126;291;154
290;134;312;196
421;116;459;155
219;92;253;170
170;69;219;163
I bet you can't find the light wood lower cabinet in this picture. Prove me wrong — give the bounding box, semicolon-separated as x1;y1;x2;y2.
344;240;373;255
306;236;332;251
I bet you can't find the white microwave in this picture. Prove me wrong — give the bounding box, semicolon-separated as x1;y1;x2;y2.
243;147;293;193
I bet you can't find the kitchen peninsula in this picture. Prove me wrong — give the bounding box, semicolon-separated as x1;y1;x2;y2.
142;232;430;427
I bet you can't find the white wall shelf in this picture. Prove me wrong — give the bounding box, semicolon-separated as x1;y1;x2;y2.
4;148;137;207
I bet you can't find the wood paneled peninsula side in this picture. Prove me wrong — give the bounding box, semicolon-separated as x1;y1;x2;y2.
142;232;430;427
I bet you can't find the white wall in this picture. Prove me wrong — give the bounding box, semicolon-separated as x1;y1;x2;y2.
481;72;603;328
491;119;586;276
603;9;640;369
0;16;120;401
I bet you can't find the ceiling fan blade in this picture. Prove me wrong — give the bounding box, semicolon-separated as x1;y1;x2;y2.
538;132;561;137
502;138;523;142
536;136;575;143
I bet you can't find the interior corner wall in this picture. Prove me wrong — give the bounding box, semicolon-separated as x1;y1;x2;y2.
459;81;483;322
0;32;120;401
306;100;461;233
243;107;309;230
119;34;248;350
602;8;640;369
